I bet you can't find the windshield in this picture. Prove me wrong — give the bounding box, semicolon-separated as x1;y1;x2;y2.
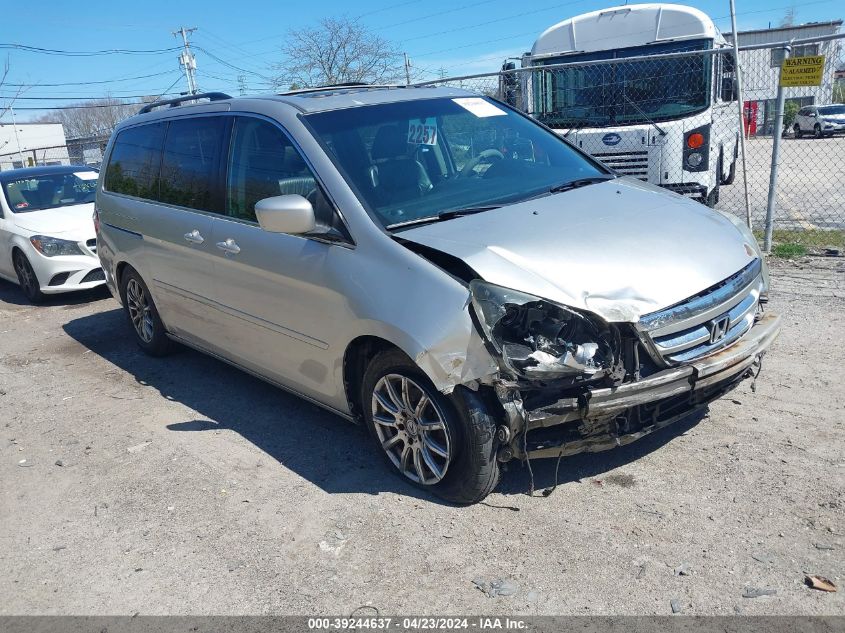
533;40;713;128
304;97;606;229
819;105;845;116
2;170;98;213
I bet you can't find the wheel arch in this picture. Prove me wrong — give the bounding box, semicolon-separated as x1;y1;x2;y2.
342;335;407;424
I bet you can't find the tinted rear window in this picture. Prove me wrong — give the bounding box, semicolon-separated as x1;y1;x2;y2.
105;123;166;199
159;117;228;212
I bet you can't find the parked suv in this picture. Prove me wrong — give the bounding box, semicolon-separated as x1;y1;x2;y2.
96;88;780;503
793;104;845;138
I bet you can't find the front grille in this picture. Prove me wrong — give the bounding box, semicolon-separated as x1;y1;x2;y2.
86;238;97;254
638;259;764;364
80;268;105;283
592;151;649;179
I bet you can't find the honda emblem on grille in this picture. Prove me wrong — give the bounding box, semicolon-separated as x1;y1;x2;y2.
708;314;731;344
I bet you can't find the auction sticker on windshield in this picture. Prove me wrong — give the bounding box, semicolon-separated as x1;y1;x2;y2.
408;118;438;145
453;98;507;118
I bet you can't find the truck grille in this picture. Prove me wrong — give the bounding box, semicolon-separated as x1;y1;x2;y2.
592;151;649;180
638;259;764;364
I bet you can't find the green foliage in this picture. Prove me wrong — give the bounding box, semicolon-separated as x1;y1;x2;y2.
782;101;800;131
771;242;808;258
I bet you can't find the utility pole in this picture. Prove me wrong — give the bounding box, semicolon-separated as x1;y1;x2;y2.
237;75;248;96
9;106;26;167
403;53;412;85
173;26;199;95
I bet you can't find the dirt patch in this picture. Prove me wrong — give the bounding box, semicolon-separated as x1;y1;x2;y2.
0;257;843;616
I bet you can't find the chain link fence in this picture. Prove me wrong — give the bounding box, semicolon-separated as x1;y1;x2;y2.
418;34;845;249
0;136;109;172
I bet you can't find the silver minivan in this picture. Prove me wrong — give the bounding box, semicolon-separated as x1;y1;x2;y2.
96;87;780;503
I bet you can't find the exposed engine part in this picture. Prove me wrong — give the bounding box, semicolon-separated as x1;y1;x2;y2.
493;299;619;381
497;446;514;462
496;425;511;444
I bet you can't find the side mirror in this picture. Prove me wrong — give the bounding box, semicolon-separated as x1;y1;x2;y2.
255;194;316;234
720;77;738;102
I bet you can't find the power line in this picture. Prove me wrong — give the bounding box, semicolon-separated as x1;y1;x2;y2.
3;92;182;101
10;101;170;111
1;69;180;87
193;46;274;82
0;43;182;56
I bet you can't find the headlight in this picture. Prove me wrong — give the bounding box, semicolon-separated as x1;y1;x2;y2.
29;235;85;257
469;280;617;381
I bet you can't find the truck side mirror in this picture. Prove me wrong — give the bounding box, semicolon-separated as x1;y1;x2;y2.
720;77;737;102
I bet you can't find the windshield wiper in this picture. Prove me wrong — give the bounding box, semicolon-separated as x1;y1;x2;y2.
437;205;500;220
548;175;615;194
621;84;667;137
386;205;500;230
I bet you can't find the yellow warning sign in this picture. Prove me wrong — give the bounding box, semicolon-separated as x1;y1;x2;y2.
780;55;825;87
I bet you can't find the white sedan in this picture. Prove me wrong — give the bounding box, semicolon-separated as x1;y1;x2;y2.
0;165;105;303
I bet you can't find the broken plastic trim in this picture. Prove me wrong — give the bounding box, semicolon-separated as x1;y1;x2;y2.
469;280;618;381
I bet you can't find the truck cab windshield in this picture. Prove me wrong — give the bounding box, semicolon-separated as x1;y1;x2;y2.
533;39;713;128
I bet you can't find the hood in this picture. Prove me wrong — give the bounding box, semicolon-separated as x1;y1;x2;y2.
11;203;95;241
399;178;757;323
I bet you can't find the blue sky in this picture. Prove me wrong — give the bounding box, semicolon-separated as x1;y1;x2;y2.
1;0;841;120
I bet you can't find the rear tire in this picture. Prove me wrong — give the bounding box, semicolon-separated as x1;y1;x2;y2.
120;268;173;356
361;349;499;504
13;251;45;304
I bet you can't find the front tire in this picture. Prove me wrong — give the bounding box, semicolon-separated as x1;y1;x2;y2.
120;268;173;356
793;124;802;138
814;124;822;139
361;349;499;504
13;251;45;304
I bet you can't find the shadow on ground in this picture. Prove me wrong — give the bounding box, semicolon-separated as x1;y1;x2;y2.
63;307;705;505
0;277;111;308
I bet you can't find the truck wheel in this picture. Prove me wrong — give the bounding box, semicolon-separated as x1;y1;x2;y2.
793;124;802;138
120;268;173;356
13;251;45;304
361;349;499;504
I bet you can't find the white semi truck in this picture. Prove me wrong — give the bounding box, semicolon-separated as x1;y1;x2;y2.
515;3;740;206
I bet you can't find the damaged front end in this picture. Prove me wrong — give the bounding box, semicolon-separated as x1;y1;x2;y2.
467;267;781;463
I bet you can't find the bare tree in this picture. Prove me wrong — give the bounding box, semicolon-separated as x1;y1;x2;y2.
34;97;148;139
271;17;404;89
0;56;25;122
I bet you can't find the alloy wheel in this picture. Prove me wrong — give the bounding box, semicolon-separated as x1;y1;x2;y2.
125;278;154;343
14;255;38;298
371;373;452;485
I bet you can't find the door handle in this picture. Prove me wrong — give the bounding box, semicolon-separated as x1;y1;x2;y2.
183;229;204;245
216;238;241;255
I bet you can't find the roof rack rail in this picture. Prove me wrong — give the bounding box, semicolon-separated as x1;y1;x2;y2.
138;92;232;114
279;83;375;95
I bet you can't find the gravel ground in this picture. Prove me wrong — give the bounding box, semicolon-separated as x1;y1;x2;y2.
0;256;843;616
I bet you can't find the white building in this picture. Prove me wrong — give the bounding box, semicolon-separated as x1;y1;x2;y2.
725;20;843;136
0;122;70;171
